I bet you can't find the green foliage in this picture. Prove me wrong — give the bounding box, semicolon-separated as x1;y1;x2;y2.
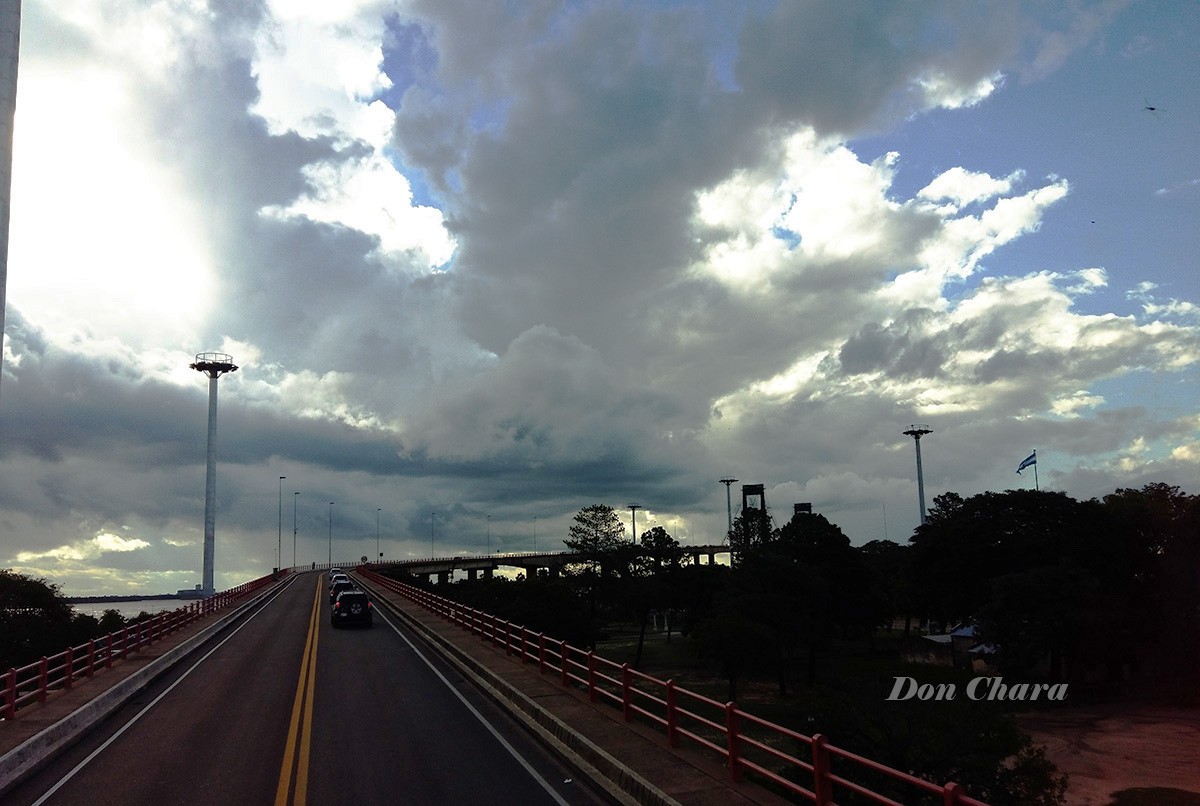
911;484;1200;694
0;569;120;671
792;684;1067;805
563;504;627;555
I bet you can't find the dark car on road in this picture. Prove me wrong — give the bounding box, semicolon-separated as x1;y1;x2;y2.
329;578;357;604
331;590;373;628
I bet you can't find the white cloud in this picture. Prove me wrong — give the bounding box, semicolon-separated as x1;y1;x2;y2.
260;153;456;269
917;70;1004;110
918;166;1019;209
16;532;150;563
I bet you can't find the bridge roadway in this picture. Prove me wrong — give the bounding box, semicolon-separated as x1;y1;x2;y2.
1;571;782;806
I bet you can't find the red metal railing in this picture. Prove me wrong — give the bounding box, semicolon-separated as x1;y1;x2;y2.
360;568;989;805
1;571;288;720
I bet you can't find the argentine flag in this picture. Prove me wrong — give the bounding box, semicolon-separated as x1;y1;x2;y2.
1016;451;1037;475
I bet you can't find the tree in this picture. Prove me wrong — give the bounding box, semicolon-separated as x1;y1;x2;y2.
629;526;685;666
563;504;627;556
0;569;81;671
909;489;1101;627
563;504;628;647
858;540;916;637
727;509;773;564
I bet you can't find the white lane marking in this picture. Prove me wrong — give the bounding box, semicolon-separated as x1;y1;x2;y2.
32;577;299;806
377;607;572;806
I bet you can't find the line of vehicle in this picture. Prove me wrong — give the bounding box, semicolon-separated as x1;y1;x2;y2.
375;603;572;806
274;577;321;806
30;576;298;806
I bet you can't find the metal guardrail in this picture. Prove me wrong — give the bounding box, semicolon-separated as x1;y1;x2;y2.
1;571;289;720
360;567;989;805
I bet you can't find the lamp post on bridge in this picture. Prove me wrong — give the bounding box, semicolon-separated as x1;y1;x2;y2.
293;492;299;567
277;476;286;572
328;502;334;566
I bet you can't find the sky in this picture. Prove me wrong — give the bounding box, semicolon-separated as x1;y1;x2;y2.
1;0;1197;596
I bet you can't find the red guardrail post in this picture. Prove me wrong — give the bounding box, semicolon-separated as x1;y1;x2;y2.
812;733;832;804
538;634;547;674
3;669;15;719
37;657;48;703
587;652;598;703
666;680;679;747
519;627;528;662
621;664;633;721
725;702;742;782
561;643;571;686
105;633;114;669
943;782;964;806
86;639;96;678
64;646;74;689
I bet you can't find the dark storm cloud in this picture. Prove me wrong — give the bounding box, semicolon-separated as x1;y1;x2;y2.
836;312;950;380
7;0;1195;593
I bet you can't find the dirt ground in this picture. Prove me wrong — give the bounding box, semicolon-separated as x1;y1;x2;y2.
1019;703;1200;805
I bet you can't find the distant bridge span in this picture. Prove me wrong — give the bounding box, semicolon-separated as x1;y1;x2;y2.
368;544;733;584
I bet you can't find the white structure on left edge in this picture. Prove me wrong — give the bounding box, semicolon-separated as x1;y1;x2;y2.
191;352;238;595
0;0;21;402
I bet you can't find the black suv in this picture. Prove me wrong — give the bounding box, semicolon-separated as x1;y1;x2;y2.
330;590;373;628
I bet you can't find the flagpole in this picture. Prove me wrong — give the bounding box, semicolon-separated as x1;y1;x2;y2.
1033;451;1039;491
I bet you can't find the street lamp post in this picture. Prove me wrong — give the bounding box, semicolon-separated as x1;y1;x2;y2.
628;503;641;543
377;508;381;563
719;478;737;543
278;476;286;571
328;502;334;566
293;492;299;567
431;511;435;558
903;425;933;525
486;514;490;554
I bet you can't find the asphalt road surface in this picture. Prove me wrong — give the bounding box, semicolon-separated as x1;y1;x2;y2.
7;573;607;806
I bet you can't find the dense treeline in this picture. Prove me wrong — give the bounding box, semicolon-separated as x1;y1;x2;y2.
400;482;1197;805
0;569;158;672
913;482;1199;692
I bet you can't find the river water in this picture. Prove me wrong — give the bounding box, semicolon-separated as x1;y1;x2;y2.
71;598;195;620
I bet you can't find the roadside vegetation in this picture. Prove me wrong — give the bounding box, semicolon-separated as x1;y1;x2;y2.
0;569;161;672
388;482;1198;805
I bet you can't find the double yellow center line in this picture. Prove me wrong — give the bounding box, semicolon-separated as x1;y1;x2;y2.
275;578;322;806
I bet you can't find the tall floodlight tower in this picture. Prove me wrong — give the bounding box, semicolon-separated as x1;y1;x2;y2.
903;424;933;525
0;0;21;400
190;352;238;594
628;504;641;543
719;478;737;543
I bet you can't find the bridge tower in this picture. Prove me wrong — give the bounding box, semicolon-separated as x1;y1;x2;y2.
740;483;770;544
190;352;238;594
